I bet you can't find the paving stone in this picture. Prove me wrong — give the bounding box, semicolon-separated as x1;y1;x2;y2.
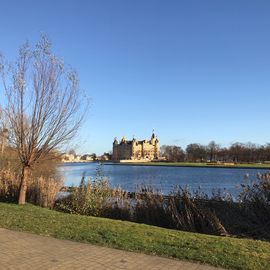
0;228;224;270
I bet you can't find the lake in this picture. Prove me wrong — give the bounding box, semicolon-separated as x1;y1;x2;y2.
58;162;269;198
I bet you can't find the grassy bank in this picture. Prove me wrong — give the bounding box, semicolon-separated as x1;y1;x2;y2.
0;203;269;270
108;161;270;169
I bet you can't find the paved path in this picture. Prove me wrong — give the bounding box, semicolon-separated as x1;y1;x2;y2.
0;228;224;270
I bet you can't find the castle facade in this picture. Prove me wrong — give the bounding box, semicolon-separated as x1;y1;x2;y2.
112;132;160;161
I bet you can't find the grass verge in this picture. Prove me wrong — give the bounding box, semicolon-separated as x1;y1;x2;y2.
0;203;269;270
108;161;270;169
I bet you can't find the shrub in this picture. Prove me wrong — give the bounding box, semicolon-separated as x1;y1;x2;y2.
58;176;112;216
56;174;131;219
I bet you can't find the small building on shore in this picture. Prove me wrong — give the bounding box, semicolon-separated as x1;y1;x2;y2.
62;153;96;162
81;154;96;161
112;132;160;161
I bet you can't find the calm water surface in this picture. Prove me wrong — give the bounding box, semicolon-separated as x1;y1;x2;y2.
58;162;269;198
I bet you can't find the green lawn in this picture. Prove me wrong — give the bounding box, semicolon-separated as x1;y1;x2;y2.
110;161;270;169
0;203;269;270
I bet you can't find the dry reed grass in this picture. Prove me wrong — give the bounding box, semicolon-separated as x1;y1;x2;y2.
55;174;131;219
0;168;63;208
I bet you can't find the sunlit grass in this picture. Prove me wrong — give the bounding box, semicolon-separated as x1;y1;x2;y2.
0;203;269;270
111;162;270;169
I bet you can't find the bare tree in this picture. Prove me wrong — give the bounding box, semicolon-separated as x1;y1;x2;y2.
207;141;220;162
0;35;87;204
0;107;9;154
161;145;185;162
68;149;76;156
186;143;207;162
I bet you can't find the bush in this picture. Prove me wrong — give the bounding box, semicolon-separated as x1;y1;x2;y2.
55;174;131;220
57;176;111;216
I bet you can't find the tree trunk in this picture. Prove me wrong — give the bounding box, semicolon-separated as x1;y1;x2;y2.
18;166;30;205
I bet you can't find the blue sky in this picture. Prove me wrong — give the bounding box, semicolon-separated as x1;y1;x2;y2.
0;0;270;154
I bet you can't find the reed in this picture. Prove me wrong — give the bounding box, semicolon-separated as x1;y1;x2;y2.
55;174;131;219
0;169;20;202
55;173;270;239
27;176;63;208
0;168;63;208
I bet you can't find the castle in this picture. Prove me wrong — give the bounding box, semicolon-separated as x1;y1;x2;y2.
112;132;160;161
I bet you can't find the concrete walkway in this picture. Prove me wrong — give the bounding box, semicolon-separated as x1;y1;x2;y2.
0;228;224;270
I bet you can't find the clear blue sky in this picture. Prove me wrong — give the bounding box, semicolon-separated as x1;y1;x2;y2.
0;0;270;155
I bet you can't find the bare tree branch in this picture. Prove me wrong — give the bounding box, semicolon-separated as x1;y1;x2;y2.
0;35;89;204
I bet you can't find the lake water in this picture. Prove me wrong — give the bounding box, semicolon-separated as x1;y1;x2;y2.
58;162;269;198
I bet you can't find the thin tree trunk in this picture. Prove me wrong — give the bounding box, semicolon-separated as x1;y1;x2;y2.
18;166;30;205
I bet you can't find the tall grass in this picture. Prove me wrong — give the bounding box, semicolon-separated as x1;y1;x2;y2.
167;188;228;235
134;186;171;228
0;168;63;208
0;169;20;202
27;176;63;208
56;178;228;236
1;159;269;239
0;146;63;207
54;169;270;239
55;173;131;220
240;172;270;205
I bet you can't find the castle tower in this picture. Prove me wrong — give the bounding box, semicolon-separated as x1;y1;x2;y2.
150;130;157;144
112;138;119;160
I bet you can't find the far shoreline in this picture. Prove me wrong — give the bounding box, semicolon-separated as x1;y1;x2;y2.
105;162;270;170
61;161;270;170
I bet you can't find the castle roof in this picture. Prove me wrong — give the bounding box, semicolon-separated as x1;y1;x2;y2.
114;132;158;145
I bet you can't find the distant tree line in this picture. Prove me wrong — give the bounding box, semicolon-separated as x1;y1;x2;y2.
161;141;270;163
